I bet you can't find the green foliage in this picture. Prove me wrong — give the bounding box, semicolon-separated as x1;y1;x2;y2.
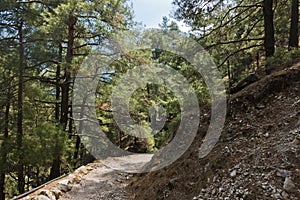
95;43;210;152
172;0;297;88
265;48;300;72
0;0;133;198
30;123;69;164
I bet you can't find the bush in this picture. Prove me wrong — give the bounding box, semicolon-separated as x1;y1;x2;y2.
265;47;300;74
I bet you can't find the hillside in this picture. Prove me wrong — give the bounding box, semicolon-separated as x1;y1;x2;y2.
127;63;300;200
17;63;300;200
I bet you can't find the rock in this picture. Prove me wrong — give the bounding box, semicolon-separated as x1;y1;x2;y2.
281;191;289;199
264;133;270;137
243;172;249;176
211;188;216;195
224;146;230;153
274;193;282;199
35;195;51;200
230;170;237;177
58;179;69;185
261;182;269;190
255;104;266;109
276;169;291;178
291;138;300;145
212;176;218;183
219;187;225;193
55;183;71;193
74;166;92;175
233;164;240;169
38;190;56;200
49;188;62;199
283;177;296;192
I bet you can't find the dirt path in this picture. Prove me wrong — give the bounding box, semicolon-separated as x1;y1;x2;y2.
59;154;153;200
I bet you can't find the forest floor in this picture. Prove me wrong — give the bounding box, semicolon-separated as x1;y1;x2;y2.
23;63;300;200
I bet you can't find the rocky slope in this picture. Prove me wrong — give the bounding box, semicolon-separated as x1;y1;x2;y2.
128;64;300;199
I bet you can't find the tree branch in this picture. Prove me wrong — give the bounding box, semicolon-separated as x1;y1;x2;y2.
207;38;264;49
217;44;263;68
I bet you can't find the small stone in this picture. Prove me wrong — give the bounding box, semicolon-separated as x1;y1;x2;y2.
256;104;266;109
281;191;289;199
224;146;230;153
219;187;225;192
36;196;50;200
67;174;80;184
230;170;237;177
264;133;270;137
38;190;56;199
211;188;217;195
74;166;90;175
262;185;269;190
291;138;300;145
274;193;282;199
244;172;249;176
283;177;296;192
233;164;240;169
213;176;218;183
55;183;71;193
276;169;291;178
58;179;69;185
258;132;263;137
49;188;62;199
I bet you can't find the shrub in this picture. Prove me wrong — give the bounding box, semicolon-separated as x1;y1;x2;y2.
265;47;300;74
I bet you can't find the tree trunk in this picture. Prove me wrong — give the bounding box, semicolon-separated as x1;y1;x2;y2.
0;172;4;200
263;0;275;57
60;15;76;129
49;158;61;180
0;88;10;200
50;14;76;179
17;17;25;195
55;44;62;121
74;95;88;160
289;0;299;48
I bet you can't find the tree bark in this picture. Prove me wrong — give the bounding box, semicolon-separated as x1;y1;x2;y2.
17;16;25;195
55;44;62;121
50;14;76;179
0;88;10;200
60;15;76;129
74;95;88;161
289;0;299;48
0;171;4;200
263;0;275;57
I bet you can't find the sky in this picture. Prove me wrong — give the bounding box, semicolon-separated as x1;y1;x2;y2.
130;0;190;32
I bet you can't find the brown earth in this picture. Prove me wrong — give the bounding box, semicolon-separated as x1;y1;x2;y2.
127;63;300;200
